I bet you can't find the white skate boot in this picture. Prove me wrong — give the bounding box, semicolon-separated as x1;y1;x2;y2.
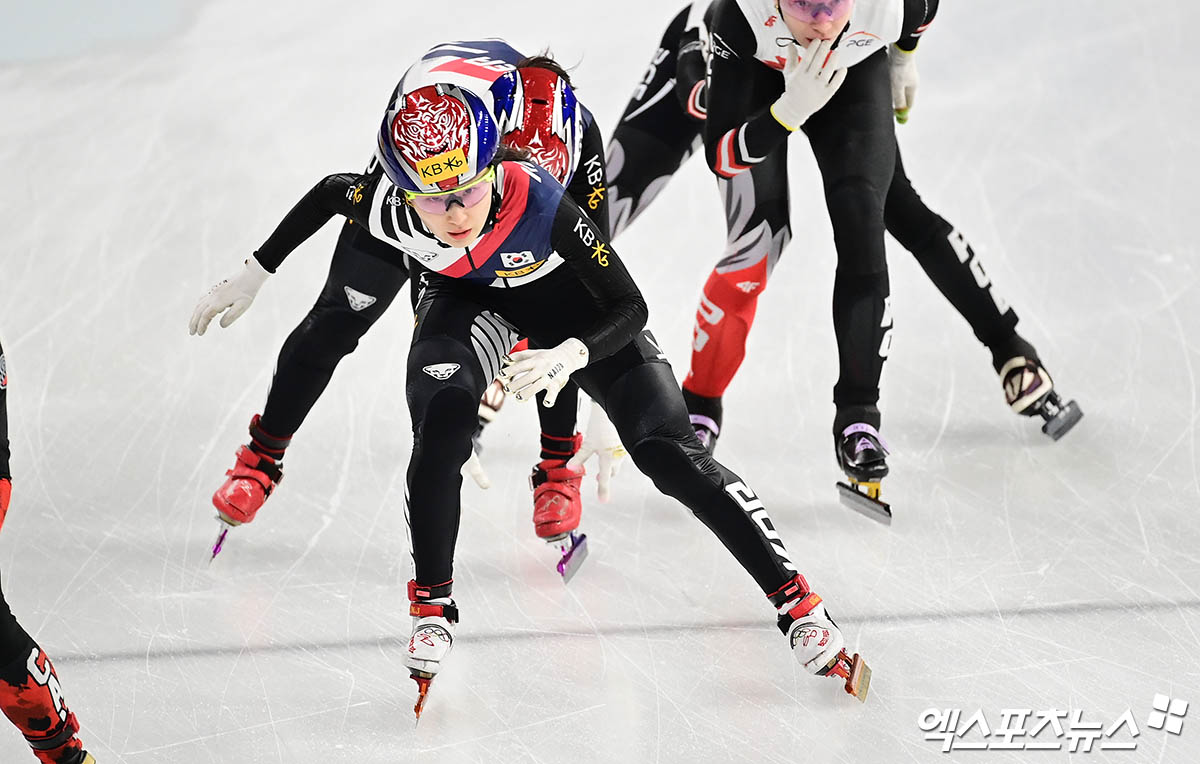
999;356;1083;440
405;580;458;721
770;575;871;701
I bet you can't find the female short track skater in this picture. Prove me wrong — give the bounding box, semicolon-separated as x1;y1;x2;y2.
604;0;1080;519
191;43;626;573
225;80;872;717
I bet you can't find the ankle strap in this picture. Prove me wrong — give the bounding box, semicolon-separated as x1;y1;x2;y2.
408;579;452;602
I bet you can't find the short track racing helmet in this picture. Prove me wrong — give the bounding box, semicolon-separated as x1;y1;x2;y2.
489;66;582;185
377;83;500;193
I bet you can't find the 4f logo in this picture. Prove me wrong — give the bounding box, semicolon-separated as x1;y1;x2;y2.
27;649;67;722
725;482;797;572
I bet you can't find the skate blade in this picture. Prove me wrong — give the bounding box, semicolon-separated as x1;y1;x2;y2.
208;518;236;563
410;671;434;724
555;533;589;583
1041;399;1083;441
836;482;892;526
846;653;872;702
826;650;871;702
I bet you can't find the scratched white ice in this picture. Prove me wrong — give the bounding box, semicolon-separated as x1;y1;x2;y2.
0;1;1197;762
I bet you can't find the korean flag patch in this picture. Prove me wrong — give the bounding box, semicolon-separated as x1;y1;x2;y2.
500;251;536;269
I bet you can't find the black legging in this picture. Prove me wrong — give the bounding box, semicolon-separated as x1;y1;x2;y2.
608;10;1024;432
801;50;896;428
404;267;797;592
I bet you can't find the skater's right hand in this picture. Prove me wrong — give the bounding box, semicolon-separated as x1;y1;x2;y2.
499;338;589;408
770;38;846;131
566;401;626;503
189;257;271;336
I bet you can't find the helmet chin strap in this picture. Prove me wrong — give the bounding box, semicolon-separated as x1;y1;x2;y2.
480;171;503;237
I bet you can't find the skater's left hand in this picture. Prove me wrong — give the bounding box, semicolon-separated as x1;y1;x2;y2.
889;44;919;123
499;338;589;407
567;401;626;503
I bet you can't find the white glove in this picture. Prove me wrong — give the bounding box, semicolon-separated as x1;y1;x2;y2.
189;257;271;336
461;449;491;490
770;38;847;131
499;338;589;408
566;400;627;503
889;44;919;123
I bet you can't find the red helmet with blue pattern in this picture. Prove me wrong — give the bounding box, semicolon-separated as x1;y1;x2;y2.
489;67;582;186
377;83;500;193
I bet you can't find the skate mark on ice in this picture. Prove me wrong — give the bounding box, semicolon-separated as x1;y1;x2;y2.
47;597;1200;664
120;702;370;755
414;703;605;754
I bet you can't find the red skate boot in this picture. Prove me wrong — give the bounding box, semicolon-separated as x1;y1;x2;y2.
529;433;588;581
209;415;289;561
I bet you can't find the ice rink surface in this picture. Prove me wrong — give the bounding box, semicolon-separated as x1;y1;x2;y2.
1;1;1198;762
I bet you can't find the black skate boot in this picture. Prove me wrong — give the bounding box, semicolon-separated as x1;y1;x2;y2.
998;356;1083;441
682;388;722;454
834;423;892;525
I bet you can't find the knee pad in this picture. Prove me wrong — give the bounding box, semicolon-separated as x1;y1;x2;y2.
284;306;374;370
407;338;484;433
628;436;725;510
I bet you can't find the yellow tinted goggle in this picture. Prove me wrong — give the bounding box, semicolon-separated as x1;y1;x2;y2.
405;166;496;213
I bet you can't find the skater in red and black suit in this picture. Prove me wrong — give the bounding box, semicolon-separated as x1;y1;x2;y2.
0;338;95;764
606;0;1082;517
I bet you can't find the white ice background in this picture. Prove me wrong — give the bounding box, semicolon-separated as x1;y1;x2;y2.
0;1;1198;762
